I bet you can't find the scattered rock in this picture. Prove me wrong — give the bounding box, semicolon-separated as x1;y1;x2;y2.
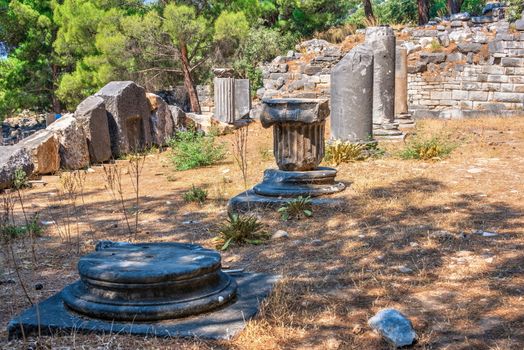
368;309;417;348
398;266;414;274
475;230;498;237
0;144;34;190
271;230;289;240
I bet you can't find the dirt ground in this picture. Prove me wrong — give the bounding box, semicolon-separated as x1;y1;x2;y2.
1;117;523;349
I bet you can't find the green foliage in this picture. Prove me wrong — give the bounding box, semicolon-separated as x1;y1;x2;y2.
168;131;226;171
1;214;43;242
215;212;268;250
325;141;367;165
0;0;55;118
183;185;208;204
278;196;313;221
507;0;524;21
399;136;456;160
233;26;296;92
460;0;487;15
13;168;29;189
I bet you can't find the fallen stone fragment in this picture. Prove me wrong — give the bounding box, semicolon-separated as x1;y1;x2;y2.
368;309;417;348
48;114;90;170
271;230;289;240
19;129;60;175
74;96;112;163
0;144;34;190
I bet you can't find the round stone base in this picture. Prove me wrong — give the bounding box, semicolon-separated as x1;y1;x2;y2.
62;243;237;321
253;167;346;198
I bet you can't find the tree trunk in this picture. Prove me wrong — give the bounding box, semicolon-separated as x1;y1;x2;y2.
447;0;461;14
418;0;430;25
363;0;375;21
179;39;201;114
51;64;61;113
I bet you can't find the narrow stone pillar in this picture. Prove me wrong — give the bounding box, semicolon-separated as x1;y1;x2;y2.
395;46;409;116
330;44;374;143
365;26;397;127
214;77;236;124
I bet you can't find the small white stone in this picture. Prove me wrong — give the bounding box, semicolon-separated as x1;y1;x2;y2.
398;266;413;274
271;230;289;240
218;296;224;302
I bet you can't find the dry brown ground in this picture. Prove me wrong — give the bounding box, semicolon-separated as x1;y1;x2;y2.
1;117;523;350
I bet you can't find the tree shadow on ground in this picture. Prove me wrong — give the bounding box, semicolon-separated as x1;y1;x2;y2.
1;175;523;349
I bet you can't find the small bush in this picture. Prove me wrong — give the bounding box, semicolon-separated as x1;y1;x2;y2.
183;185;208;204
278;196;313;221
168;131;226;171
325;141;367;165
13;168;29;189
399;136;456;160
1;214;43;242
215;212;268;250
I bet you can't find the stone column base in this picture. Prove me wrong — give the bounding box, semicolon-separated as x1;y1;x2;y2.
228;167;346;212
394;113;416;128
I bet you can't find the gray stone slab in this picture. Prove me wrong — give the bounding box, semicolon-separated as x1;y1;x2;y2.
95;81;152;157
234;79;251;119
8;273;278;341
330;44;374;143
228;189;346;213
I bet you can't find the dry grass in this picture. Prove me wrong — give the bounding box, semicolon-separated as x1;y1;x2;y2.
1;117;524;349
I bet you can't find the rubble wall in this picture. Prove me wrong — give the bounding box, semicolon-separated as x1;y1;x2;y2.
257;20;524;119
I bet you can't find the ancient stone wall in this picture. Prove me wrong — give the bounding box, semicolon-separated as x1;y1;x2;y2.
407;30;524;118
257;19;524;119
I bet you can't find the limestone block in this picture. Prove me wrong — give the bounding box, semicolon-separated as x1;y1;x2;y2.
0;144;34;190
95;81;152;157
146;93;174;145
430;91;452;100
452;90;469;100
457;42;482;53
493;92;524;103
420;52;447;63
48;114;90;170
469;91;489;101
74;96;112;163
501;58;524;67
19;130;60;174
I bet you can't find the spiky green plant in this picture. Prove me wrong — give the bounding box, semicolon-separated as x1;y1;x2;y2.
183;185;208;204
278;196;313;221
216;213;268;250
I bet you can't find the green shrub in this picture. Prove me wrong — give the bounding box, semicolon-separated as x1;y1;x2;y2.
399;136;456;160
183;185;208;204
1;214;43;242
168;131;226;170
215;212;268;250
278;196;313;221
